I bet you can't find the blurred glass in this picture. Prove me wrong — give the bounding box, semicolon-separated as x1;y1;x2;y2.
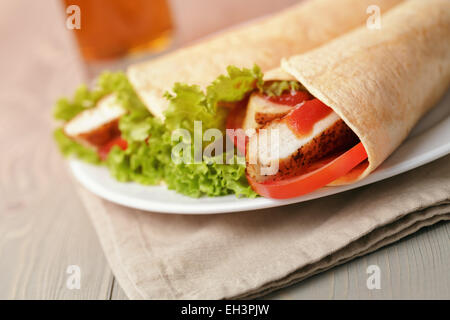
64;0;173;62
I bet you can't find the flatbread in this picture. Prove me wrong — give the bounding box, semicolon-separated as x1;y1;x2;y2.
127;0;403;119
281;0;450;184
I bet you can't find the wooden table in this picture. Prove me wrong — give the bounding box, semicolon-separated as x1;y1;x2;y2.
0;0;448;299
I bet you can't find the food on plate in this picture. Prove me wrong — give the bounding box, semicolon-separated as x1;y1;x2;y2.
246;99;360;184
243;84;312;130
63;94;125;149
126;0;403;119
248;143;368;199
53;0;450;200
240;0;450;198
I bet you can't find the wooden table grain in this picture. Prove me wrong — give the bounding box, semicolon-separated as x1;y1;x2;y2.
0;0;448;300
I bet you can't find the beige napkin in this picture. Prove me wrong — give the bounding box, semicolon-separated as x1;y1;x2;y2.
77;155;450;299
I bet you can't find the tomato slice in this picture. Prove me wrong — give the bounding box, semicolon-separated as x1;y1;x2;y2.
265;90;312;106
247;142;368;199
225;101;247;131
98;136;128;161
287;99;333;136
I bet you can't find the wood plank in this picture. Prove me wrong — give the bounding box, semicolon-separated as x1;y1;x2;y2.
110;279;129;300
0;0;113;299
0;0;449;300
265;222;450;299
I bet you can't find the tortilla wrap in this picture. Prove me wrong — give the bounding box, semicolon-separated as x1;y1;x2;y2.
127;0;403;119
279;0;450;184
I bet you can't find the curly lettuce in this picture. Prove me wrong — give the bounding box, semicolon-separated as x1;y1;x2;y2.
206;65;264;111
263;80;303;97
53;128;101;164
52;72;140;164
53;66;261;198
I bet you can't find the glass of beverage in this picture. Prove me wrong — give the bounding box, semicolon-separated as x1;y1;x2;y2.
64;0;173;62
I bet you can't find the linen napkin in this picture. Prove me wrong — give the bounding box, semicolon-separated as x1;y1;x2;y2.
77;155;450;299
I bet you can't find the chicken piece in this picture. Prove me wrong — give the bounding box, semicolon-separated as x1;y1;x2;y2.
243;93;293;130
246;110;359;183
64;94;126;148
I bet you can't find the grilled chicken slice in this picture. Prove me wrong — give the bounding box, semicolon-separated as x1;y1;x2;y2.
246;110;359;183
64;94;126;148
243;93;293;130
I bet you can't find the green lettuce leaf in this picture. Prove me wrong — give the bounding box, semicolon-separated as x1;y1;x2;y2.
53;85;101;121
107;142;256;198
53;72;146;164
54;67;261;198
164;153;256;198
53;72;145;122
263;80;302;97
53;128;101;164
96;72;148;113
206;65;264;111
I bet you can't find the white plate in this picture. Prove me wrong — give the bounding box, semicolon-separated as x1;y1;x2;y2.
70;90;450;214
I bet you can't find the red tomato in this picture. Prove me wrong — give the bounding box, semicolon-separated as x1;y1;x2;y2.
247;142;368;199
286;99;333;136
98;136;128;161
225;102;247;131
265;90;312;106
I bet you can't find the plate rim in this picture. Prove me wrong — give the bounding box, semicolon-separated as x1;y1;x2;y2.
69;129;450;214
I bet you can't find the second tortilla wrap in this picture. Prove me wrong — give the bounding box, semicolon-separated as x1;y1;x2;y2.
127;0;403;119
279;0;450;184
